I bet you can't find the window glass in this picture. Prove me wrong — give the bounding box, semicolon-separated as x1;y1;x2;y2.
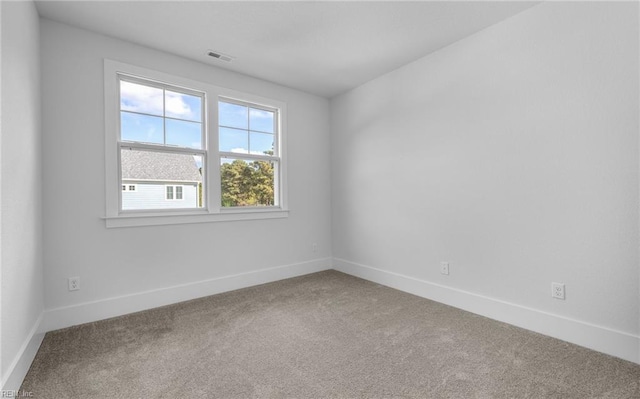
220;158;275;207
120;81;163;116
120;79;203;149
165;119;202;149
249;132;274;155
219;127;248;154
165;90;202;122
249;108;274;133
218;99;279;208
118;77;205;212
219;102;248;129
120;112;164;144
120;149;202;210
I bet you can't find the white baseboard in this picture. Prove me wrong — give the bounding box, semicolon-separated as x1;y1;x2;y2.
1;313;45;392
42;257;332;333
333;258;640;365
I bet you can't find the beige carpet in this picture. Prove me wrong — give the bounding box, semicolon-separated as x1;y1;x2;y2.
21;270;640;398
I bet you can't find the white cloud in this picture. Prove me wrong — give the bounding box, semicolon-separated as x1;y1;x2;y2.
120;81;198;120
230;147;269;156
250;109;272;119
120;81;163;115
165;91;197;120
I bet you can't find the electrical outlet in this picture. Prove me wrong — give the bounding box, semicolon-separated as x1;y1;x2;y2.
440;262;450;275
68;276;80;291
551;282;565;300
312;243;318;253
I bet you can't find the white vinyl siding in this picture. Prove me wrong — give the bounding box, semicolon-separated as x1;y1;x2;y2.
122;182;198;210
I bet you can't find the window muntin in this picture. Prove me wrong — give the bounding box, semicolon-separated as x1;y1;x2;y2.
218;99;279;208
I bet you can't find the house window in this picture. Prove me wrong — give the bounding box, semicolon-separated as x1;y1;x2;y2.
165;185;184;201
104;60;288;227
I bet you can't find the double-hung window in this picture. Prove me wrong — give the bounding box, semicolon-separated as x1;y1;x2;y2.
219;99;279;207
104;60;288;227
118;76;205;212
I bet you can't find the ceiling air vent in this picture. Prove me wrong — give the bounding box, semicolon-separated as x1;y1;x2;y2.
207;50;234;63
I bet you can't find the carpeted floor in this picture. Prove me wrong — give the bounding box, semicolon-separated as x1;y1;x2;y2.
21;270;640;398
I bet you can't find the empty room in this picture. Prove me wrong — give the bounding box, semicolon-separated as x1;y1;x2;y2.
1;0;639;397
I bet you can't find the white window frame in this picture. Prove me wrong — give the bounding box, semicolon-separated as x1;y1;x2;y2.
218;97;281;208
104;60;288;228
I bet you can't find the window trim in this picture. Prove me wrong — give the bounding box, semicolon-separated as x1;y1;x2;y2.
104;59;288;228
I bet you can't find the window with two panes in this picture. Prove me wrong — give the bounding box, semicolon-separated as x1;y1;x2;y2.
119;77;204;211
117;75;280;212
165;185;183;201
218;99;278;207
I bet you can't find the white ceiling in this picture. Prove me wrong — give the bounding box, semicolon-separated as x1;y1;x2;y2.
35;1;540;98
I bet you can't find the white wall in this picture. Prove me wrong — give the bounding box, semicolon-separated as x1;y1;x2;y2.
0;0;45;389
331;1;639;363
40;19;332;328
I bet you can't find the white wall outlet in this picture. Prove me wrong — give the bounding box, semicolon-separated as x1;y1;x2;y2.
312;243;318;253
440;262;450;275
551;282;565;300
68;276;80;291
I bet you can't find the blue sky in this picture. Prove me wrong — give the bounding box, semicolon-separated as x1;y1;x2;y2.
120;81;275;156
218;101;275;155
120;81;203;149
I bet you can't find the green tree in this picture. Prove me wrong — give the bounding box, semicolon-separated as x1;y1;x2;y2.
220;158;274;207
252;160;274;206
198;167;203;207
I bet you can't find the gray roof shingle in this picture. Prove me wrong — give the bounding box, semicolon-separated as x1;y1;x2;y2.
121;150;202;182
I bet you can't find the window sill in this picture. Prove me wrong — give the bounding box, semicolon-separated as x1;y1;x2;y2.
104;208;289;228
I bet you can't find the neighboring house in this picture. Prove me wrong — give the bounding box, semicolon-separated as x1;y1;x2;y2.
121;150;202;210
